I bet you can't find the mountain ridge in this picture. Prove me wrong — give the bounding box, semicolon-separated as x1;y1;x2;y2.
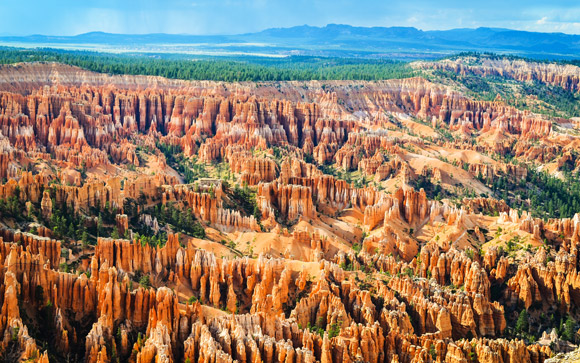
1;24;579;59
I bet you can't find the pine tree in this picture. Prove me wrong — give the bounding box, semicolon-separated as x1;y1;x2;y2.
67;223;75;239
81;231;89;246
515;309;529;334
562;316;576;342
97;214;104;238
111;226;120;239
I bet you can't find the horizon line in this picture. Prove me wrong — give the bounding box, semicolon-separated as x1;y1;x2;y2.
2;23;579;38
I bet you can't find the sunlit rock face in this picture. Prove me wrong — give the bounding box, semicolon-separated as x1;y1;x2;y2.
3;60;580;362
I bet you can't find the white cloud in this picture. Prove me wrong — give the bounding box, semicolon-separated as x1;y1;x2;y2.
536;16;548;24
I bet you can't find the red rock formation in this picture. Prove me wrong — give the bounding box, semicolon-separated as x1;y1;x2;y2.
463;197;510;215
228;154;278;185
418;57;580;92
469;162;528;182
279;157;322;182
258;181;316;222
0;62;568;363
40;190;52;219
115;214;129;237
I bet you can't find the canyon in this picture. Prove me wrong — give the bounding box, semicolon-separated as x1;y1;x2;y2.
0;58;580;362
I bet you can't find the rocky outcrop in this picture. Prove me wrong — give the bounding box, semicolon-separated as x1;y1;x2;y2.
417;57;580;92
469;163;528;182
463;197;510;215
160;182;259;231
0;216;556;363
229;154;279;186
258;181;316;222
40;190;52;220
0;172;178;214
279;158;322;182
0;269;48;362
115;214;129;237
0;61;571;363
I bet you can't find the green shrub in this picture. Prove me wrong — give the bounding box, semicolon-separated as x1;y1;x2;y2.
139;275;151;289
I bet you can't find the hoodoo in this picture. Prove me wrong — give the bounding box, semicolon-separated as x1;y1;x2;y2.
0;52;579;362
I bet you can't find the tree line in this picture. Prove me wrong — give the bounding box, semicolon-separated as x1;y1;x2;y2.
0;47;415;82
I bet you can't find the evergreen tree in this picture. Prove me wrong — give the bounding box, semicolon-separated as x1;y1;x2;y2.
515;309;529;334
97;214;104;237
81;231;89;246
561;316;577;342
111;226;120;239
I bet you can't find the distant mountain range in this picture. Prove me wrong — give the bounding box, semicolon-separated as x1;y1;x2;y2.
1;24;579;59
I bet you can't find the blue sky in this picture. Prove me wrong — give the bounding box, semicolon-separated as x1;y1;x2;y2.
1;0;579;35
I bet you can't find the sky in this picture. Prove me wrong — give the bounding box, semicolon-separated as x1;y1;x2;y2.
1;0;579;36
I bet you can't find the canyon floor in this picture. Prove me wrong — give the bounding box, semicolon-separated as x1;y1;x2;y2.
1;55;580;362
